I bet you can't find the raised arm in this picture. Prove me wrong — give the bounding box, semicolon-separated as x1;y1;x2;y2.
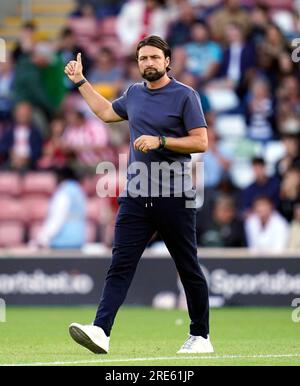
64;53;123;123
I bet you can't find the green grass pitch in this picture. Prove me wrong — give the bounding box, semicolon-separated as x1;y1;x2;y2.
0;306;299;366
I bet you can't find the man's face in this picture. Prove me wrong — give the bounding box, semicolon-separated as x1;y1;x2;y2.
14;102;32;125
137;45;169;82
254;199;273;222
253;163;266;181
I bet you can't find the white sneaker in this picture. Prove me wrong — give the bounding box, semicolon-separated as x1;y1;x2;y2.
177;335;214;354
69;323;110;354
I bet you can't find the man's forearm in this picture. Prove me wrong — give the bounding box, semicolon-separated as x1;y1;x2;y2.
77;80;113;122
164;135;208;154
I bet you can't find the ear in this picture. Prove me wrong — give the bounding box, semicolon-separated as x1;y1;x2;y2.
165;57;170;67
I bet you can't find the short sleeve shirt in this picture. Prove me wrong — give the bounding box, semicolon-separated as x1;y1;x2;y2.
112;77;207;197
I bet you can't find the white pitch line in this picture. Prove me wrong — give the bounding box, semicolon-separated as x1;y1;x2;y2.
1;353;300;366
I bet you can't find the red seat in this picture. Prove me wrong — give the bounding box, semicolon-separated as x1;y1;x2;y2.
0;173;22;197
0;221;25;247
22;172;56;196
22;196;49;223
0;198;25;222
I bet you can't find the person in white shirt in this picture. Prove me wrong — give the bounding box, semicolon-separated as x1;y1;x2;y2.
245;195;289;252
116;0;173;53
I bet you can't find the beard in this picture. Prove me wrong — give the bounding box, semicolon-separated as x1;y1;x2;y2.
142;67;166;82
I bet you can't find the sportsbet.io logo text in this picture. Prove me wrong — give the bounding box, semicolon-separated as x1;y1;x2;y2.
0;298;6;323
0;38;6;63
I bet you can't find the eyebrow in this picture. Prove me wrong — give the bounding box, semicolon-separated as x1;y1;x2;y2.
139;54;162;59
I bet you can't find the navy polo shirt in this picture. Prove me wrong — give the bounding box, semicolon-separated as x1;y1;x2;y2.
112;77;207;197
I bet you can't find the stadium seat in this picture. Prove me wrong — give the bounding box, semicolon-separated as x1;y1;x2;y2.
0;221;25;247
271;10;294;34
0;198;25;222
229;161;254;189
22;196;49;223
206;89;239;112
0;172;22;197
215;114;247;139
265;141;286;165
22;172;56;196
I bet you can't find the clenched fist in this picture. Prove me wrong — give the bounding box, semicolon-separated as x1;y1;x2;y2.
134;135;160;153
64;52;84;83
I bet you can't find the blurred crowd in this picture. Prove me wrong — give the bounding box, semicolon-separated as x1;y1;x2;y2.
0;0;300;251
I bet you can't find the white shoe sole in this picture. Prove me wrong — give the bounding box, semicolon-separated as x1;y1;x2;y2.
69;324;108;354
177;348;214;354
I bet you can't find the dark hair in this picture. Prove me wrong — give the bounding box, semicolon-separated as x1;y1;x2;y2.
60;27;74;38
55;166;78;183
136;35;171;72
22;21;36;31
253;195;273;206
252;157;265;166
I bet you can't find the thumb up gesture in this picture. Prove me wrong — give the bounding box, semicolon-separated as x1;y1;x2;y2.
64;52;84;83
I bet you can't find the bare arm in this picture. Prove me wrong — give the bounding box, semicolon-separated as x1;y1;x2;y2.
164;127;208;154
133;127;208;154
64;53;123;123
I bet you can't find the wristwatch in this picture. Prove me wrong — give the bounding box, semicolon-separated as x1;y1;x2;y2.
159;136;167;149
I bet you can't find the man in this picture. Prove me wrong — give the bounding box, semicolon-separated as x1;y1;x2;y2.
30;167;87;250
240;157;280;215
65;35;213;354
245;196;289;252
0;102;43;171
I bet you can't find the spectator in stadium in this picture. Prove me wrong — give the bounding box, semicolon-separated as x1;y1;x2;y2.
278;167;300;222
248;4;270;46
122;54;142;90
179;20;222;83
197;195;247;247
203;128;233;190
194;128;233;231
245;195;289;252
0;102;43;171
209;0;250;43
57;27;92;91
178;72;213;123
116;0;172;53
276;75;300;136
87;47;123;100
13;41;66;119
240;157;280;214
275;133;300;178
256;23;292;90
62;109;110;168
245;77;275;143
288;200;300;249
12;21;37;63
32;166;87;249
38;115;67;169
216;22;256;100
167;0;196;48
0;53;14;121
68;2;98;47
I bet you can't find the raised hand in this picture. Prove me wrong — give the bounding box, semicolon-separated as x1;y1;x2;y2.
64;52;84;83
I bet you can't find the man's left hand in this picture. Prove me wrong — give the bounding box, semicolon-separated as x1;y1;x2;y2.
134;135;160;153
